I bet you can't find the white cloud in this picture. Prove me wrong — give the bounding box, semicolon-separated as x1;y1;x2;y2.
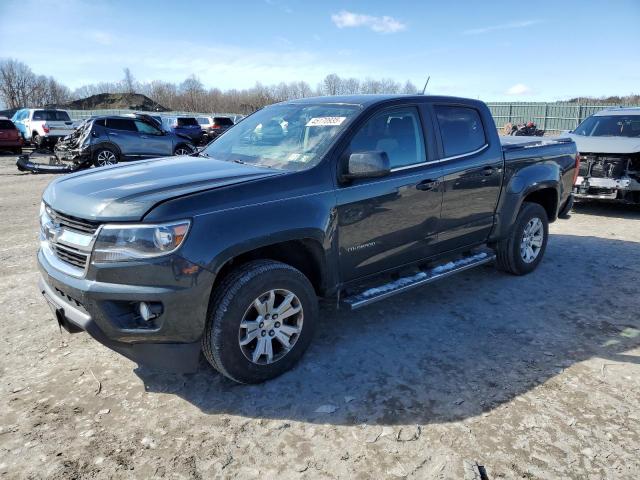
506;83;532;95
463;20;541;35
331;10;406;34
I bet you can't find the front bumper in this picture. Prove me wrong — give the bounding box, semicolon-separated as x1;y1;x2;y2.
573;176;640;201
37;247;216;372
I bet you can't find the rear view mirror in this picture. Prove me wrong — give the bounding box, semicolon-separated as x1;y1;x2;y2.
342;151;391;181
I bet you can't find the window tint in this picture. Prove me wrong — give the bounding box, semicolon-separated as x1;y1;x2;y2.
349;107;426;169
435;106;486;157
177;117;198;127
106;118;137;131
0;120;16;129
32;110;71;121
214;117;234;126
93;118;106;127
134;120;162;135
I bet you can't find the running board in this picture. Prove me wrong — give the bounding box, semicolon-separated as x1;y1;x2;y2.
342;251;496;310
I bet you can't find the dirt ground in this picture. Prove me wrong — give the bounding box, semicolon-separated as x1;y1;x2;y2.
1;153;639;479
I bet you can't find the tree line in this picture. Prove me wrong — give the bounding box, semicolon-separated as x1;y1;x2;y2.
0;59;419;114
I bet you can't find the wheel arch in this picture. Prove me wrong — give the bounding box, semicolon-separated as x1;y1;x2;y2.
92;141;123;159
212;237;329;298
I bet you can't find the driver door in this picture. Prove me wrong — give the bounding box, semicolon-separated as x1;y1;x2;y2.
336;105;443;282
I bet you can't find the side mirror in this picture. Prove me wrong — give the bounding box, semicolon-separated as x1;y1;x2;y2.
342;151;391;181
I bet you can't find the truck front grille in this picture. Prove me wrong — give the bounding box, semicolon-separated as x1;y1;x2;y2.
44;207;99;272
51;243;90;269
46;207;99;234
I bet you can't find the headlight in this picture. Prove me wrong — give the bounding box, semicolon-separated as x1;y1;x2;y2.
92;220;190;263
40;202;52;231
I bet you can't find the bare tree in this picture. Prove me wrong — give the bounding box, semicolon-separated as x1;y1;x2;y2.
322;74;341;96
122;67;136;94
402;80;418;94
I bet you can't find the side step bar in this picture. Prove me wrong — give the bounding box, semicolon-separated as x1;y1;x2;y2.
342;251;496;310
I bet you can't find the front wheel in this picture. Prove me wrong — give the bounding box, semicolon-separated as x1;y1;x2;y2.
203;260;318;384
494;202;549;275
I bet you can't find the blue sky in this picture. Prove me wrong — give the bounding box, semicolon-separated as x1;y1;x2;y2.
1;0;638;101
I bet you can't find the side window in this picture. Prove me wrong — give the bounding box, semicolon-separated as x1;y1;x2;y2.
94;118;106;127
435;105;486;157
349;107;426;169
106;118;137;132
134;120;161;135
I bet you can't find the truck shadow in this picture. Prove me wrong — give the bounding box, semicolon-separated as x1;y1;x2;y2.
572;201;640;219
136;234;640;425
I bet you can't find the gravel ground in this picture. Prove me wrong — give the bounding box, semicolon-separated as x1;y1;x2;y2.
1;153;639;479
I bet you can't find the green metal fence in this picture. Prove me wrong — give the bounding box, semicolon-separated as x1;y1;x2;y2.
66;109;242;122
486;102;640;133
65;103;640;134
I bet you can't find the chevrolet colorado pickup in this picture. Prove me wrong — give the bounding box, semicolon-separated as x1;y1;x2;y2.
37;95;578;384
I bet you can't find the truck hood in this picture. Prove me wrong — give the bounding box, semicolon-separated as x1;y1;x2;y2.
42;156;284;221
567;134;640;154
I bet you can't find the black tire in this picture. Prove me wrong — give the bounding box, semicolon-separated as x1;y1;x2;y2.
494;202;549;275
93;147;119;167
14;147;22;155
203;260;318;384
31;133;42;148
174;144;194;156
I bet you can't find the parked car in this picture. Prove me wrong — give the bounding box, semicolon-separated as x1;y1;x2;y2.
0;117;24;154
568;107;640;203
160;116;204;145
11;108;74;147
37;95;577;383
197;115;234;141
52;114;195;166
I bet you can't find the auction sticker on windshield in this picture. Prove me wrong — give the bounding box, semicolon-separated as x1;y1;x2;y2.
306;117;346;127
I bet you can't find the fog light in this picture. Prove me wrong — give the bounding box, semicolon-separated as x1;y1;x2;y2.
138;302;162;321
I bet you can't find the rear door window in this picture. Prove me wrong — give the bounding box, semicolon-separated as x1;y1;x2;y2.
348;107;426;169
106;118;137;131
435;105;486;157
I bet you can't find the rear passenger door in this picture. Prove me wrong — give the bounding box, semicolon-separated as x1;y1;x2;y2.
433;104;503;251
336;105;443;282
105;118;140;156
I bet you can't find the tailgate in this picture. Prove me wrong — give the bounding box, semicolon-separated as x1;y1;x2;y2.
47;121;75;136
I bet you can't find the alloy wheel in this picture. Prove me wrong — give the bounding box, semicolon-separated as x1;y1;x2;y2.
520;217;544;263
238;289;304;365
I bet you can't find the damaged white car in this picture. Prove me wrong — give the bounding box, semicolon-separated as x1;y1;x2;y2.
569;107;640;204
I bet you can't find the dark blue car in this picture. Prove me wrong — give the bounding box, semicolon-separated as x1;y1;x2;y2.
161;116;204;145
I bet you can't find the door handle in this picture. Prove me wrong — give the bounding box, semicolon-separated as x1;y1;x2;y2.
416;179;440;191
140;135;149;139
482;166;495;176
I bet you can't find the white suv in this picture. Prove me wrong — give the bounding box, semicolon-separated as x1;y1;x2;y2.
11;108;74;147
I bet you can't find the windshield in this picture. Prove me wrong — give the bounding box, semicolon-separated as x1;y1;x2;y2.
33;110;71;121
573;115;640;138
201;103;360;171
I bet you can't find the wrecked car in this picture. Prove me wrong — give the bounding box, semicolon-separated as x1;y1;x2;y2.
17;114;195;173
569;107;640;203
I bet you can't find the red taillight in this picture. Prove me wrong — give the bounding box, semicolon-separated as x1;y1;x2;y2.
42;124;50;133
211;123;221;129
573;153;581;184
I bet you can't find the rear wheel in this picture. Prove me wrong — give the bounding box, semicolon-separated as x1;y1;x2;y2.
31;133;42;148
93;148;119;167
495;202;549;275
203;260;318;384
174;144;194;156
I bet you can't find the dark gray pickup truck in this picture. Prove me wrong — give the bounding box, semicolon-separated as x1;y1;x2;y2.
37;95;578;383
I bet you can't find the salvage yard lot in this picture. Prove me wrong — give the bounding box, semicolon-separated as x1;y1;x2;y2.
1;154;639;479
